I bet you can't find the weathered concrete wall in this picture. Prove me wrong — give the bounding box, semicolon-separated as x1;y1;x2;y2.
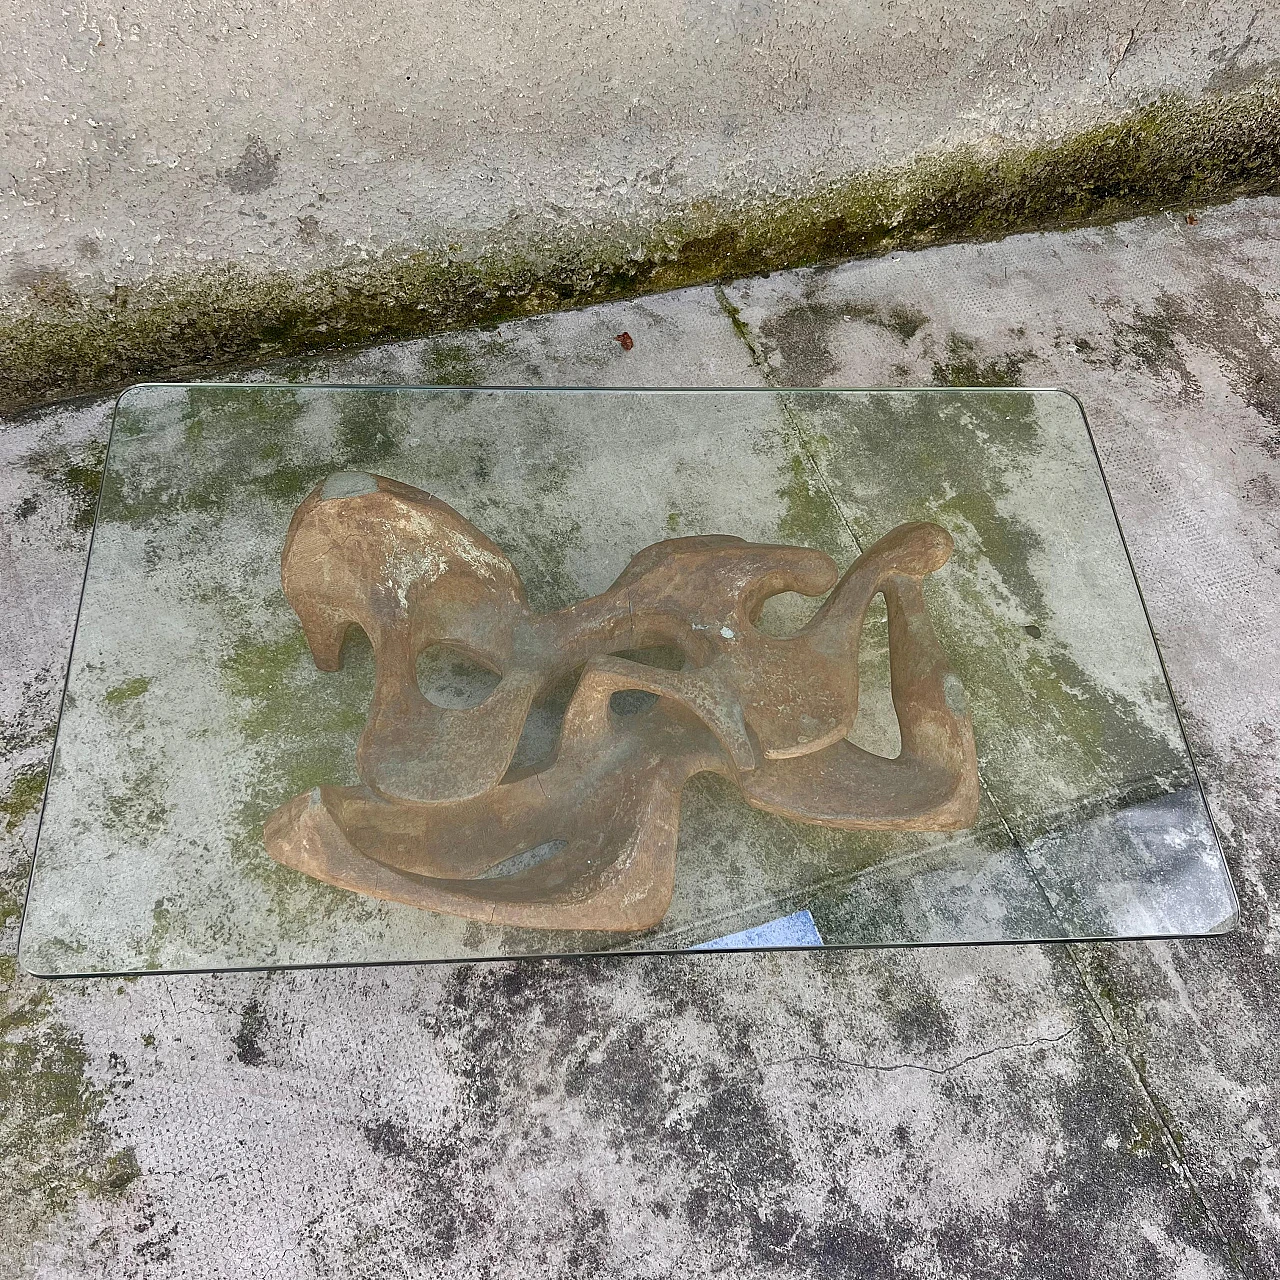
4;2;1280;409
3;195;1280;1276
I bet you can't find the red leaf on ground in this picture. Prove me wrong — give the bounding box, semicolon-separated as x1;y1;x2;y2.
615;332;634;351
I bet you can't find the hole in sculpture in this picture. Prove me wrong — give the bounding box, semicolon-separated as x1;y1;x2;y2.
611;644;686;671
337;623;375;671
475;839;570;879
845;592;902;759
605;644;683;715
751;591;825;638
610;689;660;716
506;674;576;774
416;644;502;709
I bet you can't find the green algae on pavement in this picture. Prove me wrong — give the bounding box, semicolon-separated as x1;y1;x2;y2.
1;766;49;836
104;677;150;706
6;85;1280;415
0;957;141;1266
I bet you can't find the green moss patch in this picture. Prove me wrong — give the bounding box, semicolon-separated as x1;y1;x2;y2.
21;440;108;533
104;677;150;705
218;627;381;928
5;85;1280;413
0;958;141;1260
1;765;49;834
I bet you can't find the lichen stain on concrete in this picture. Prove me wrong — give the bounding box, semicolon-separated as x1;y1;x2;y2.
756;294;932;388
232;998;270;1066
422;340;488;388
19;437;107;535
7;84;1280;414
355;1116;471;1264
102;755;171;842
930;334;1033;389
1114;275;1280;434
1107;271;1280;579
222;136;282;196
741;267;1036;395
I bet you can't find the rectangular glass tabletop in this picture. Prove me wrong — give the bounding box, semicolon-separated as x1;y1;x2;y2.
18;385;1236;975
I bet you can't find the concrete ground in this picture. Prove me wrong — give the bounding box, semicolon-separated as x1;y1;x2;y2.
2;195;1279;1276
7;1;1273;305
6;2;1280;413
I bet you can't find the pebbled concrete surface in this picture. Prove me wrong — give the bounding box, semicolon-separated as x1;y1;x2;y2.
3;196;1280;1276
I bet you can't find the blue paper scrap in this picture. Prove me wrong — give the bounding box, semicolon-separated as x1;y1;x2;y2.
691;908;824;951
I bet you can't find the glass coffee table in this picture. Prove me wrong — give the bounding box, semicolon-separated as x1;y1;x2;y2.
17;385;1236;975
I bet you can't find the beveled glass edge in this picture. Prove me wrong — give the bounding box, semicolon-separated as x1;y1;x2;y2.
1063;386;1239;940
15;382;1240;978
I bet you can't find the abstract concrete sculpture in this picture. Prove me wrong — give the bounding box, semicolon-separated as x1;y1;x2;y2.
264;472;979;932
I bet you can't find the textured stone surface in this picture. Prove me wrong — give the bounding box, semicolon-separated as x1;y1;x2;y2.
6;0;1275;292
5;3;1280;410
3;196;1280;1275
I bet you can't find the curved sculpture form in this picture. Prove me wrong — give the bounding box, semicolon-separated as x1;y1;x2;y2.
265;472;979;932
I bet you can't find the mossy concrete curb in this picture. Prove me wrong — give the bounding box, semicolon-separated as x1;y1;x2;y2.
4;83;1280;415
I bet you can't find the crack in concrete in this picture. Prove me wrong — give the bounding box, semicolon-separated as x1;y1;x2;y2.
764;1026;1079;1077
714;284;864;558
715;278;1251;1271
1067;949;1245;1274
714;285;769;375
674;1028;1084;1122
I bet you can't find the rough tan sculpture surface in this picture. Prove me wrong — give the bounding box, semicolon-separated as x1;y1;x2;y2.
264;472;979;932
